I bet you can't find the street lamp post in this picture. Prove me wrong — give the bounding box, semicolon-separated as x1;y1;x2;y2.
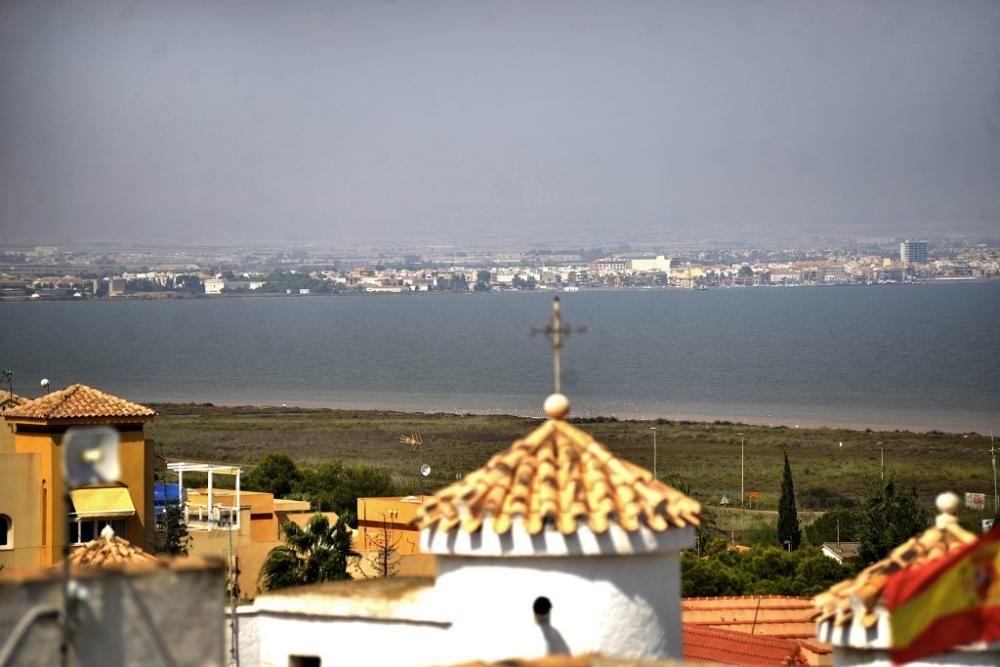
650;427;657;480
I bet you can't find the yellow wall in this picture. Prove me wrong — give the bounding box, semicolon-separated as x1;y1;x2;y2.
0;453;44;571
8;423;152;567
356;496;425;557
0;416;14;454
185;502;334;598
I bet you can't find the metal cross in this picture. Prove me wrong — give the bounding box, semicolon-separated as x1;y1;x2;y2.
532;297;586;394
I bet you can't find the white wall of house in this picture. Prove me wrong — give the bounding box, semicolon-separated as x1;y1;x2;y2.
248;612;449;667
427;550;684;665
831;646;1000;667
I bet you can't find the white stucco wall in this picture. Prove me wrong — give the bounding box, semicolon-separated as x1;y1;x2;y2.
427;550;684;665
832;646;1000;667
252;613;449;667
819;607;1000;667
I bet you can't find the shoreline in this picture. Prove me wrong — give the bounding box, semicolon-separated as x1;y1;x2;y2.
147;398;992;436
2;277;997;303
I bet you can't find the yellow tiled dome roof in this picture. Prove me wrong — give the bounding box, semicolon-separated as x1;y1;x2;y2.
813;494;977;629
416;415;701;537
5;384;155;421
68;525;161;570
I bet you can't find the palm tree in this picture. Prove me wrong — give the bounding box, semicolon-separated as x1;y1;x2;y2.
259;513;357;591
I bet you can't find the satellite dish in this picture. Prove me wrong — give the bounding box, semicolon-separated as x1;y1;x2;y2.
40;378;50;391
63;426;121;486
420;464;432;477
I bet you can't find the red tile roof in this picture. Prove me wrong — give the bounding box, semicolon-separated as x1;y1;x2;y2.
684;625;809;666
416;417;701;536
682;596;820;641
4;384;155;422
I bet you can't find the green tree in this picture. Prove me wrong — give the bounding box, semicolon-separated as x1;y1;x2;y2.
294;461;396;522
858;479;931;566
174;274;203;293
244;453;302;498
474;270;492;291
777;452;801;550
153;501;191;556
804;509;862;546
681;546;854;597
681;552;747;596
259;514;357;591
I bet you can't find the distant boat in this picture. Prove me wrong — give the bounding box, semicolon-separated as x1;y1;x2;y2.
563;286;580;292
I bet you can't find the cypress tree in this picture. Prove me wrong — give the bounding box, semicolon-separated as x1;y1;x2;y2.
778;452;801;550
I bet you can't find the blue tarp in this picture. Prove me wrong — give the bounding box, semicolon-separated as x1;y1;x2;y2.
154;483;180;504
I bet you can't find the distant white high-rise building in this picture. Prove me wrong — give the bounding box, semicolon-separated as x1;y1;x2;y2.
899;240;928;265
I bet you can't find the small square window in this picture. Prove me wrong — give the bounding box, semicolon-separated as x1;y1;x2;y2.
0;514;11;548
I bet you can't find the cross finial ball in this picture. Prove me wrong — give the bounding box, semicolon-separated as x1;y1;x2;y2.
544;393;571;420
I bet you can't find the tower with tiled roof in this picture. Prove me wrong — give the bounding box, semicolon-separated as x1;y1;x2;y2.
1;384;157;569
813;492;999;666
416;393;701;663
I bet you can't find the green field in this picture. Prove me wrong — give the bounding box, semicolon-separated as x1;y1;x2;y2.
147;403;996;518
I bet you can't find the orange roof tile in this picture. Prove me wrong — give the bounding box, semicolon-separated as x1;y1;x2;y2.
0;389;27;404
683;596;819;641
67;525;160;570
812;496;976;629
416;415;700;537
684;625;808;665
4;384;155;422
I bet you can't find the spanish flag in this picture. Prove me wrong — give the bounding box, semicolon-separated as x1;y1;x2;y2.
884;526;1000;664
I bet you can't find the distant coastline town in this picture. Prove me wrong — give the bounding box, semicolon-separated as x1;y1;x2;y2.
1;238;998;301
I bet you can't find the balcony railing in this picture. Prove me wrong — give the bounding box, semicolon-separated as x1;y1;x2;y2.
183;503;240;530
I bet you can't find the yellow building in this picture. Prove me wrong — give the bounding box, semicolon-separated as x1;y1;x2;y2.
0;384;156;570
354;495;435;577
166;460;336;596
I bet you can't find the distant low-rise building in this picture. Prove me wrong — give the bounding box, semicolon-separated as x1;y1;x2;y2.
203;278;226;294
629;255;672;275
108;278;127;297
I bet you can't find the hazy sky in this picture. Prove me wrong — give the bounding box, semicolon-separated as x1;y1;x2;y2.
1;1;998;246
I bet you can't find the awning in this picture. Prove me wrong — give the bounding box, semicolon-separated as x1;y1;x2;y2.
70;487;137;518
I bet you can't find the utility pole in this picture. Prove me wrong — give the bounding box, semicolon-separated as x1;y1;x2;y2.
650;427;657;480
877;441;884;481
991;432;998;516
739;433;745;508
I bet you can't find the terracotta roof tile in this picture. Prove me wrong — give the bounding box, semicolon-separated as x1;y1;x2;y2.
0;390;27;408
4;384;155;421
67;525;160;570
682;596;819;641
812;518;976;628
416;418;701;536
683;625;808;665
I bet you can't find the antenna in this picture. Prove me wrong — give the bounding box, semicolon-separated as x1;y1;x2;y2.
400;433;423;450
1;368;12;399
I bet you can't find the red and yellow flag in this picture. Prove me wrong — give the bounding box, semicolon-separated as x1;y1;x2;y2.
884;526;1000;664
